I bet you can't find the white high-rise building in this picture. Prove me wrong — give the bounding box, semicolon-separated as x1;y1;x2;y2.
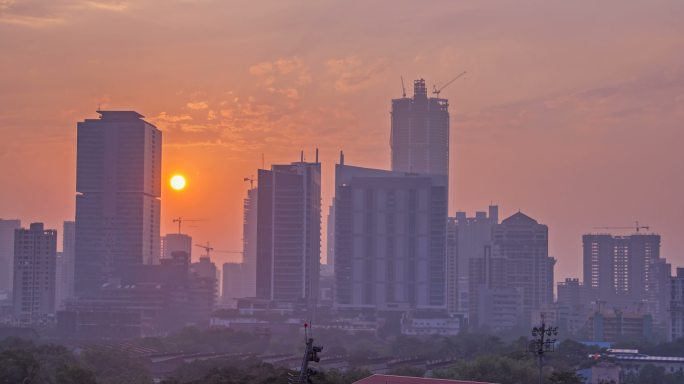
74;111;161;295
0;219;21;293
13;223;57;316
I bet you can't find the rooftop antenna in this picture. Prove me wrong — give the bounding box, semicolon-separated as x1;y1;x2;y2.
400;76;406;98
301;150;304;162
339;150;344;165
315;147;319;163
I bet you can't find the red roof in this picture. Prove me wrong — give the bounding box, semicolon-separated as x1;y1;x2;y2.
353;374;498;384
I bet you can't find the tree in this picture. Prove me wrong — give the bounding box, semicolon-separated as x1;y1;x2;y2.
548;370;583;384
0;349;39;384
433;355;537;384
56;364;98;384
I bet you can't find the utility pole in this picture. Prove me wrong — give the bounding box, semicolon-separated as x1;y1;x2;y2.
289;323;322;384
529;316;558;384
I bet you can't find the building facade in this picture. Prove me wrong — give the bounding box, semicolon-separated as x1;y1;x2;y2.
492;212;554;326
161;233;192;261
446;206;498;316
670;268;684;341
256;157;321;307
242;187;258;298
390;79;449;177
74;111;161;295
583;233;670;325
13;223;57;317
0;219;21;294
333;161;447;310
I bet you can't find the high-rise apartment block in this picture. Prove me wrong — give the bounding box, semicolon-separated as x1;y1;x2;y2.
492;212;555;325
242;187;258;298
13;223;57;317
0;219;21;293
75;111;161;295
256;157;321;307
55;221;76;308
391;79;449;177
670;268;684;341
583;233;670;325
333;160;447;310
446;207;498;315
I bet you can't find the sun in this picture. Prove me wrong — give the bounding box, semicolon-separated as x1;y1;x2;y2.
170;175;186;191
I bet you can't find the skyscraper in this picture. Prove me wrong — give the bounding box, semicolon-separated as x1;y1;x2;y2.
334;159;448;310
242;187;258;298
256;156;321;307
0;219;21;293
583;233;670;324
390;79;449;177
326;200;335;271
492;212;554;325
56;221;76;305
74;111;161;295
446;206;498;315
13;223;57;317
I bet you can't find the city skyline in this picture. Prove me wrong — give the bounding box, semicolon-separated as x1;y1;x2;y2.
1;0;684;283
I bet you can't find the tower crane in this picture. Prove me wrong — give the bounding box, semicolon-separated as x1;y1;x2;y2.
194;242;214;258
172;217;206;234
593;221;651;233
243;176;255;189
400;76;407;98
432;71;467;97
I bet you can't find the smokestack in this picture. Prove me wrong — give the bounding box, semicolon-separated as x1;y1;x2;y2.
339;150;344;165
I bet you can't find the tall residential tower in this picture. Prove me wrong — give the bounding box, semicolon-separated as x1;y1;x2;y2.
74;111;161;295
256;156;321;307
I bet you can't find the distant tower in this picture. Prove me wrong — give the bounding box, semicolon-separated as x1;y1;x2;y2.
161;234;192;260
0;219;21;293
74;111;162;295
13;223;57;317
390;79;450;177
242;187;258;297
492;212;554;325
256;156;321;308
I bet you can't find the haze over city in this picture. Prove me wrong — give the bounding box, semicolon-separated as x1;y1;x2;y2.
2;0;683;281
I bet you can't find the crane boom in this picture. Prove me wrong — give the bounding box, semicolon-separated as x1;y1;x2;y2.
593;221;650;233
400;76;406;98
432;71;467;97
172;217;206;234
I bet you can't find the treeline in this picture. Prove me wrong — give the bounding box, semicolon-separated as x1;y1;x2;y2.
4;328;684;384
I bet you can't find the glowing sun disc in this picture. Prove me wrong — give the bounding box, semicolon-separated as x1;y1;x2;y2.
170;175;186;190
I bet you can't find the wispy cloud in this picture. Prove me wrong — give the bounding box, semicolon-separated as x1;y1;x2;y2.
326;56;387;93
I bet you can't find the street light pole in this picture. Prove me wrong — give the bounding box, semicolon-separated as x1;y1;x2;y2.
529;317;558;384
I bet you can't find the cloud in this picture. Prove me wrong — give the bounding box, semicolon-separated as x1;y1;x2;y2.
0;0;128;27
248;57;311;105
326;56;387;93
186;101;209;110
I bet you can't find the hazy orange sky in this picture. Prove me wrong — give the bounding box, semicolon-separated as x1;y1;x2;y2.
1;0;683;280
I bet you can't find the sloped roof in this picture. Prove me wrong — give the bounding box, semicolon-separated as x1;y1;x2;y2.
500;211;538;226
353;374;498;384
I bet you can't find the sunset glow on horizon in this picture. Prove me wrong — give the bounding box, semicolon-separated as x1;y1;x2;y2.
1;0;683;277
